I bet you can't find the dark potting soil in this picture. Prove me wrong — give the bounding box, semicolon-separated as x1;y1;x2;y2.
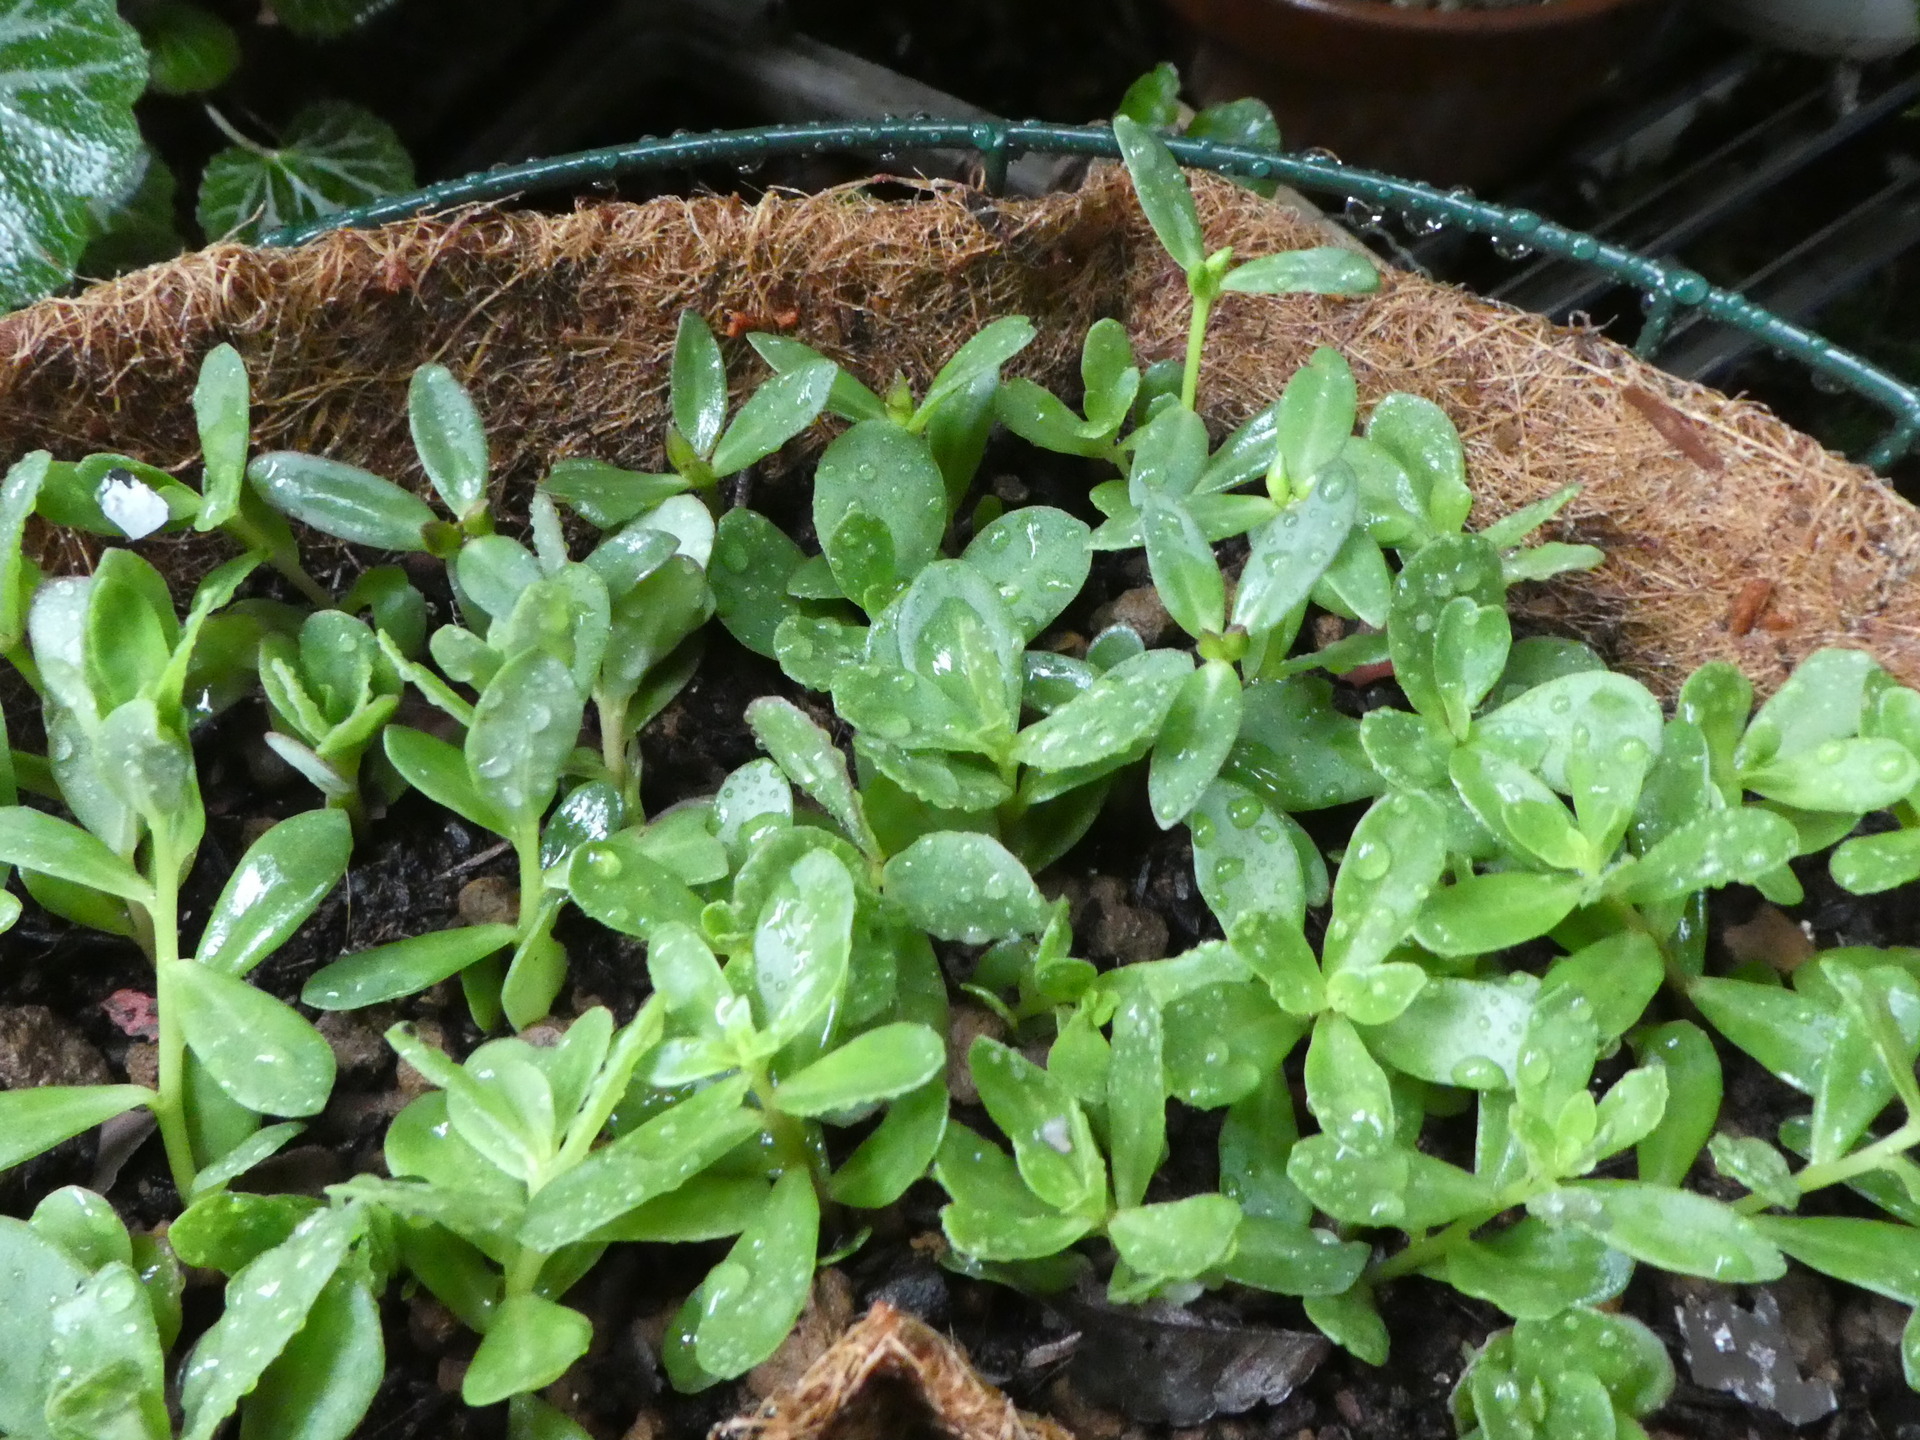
6;440;1920;1440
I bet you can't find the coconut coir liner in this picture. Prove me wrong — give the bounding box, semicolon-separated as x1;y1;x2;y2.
2;166;1915;696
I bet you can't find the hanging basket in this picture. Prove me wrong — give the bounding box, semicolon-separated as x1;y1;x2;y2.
2;120;1917;704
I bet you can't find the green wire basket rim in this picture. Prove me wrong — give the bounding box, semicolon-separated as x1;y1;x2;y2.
259;118;1920;472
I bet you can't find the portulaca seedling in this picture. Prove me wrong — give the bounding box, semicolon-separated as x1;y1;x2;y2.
25;349;330;606
0;548;348;1195
246;360;499;560
258;608;405;827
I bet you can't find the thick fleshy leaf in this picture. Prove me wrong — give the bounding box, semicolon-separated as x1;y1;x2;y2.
1445;1218;1633;1320
1366;974;1536;1090
1013;647;1191;773
829;1081;948;1209
1190;777;1306;930
745;696;878;859
773;1023;944;1117
1113;114;1203;271
1274;348;1358;491
1232;463;1358;634
180;1206;363;1440
1755;1216;1920;1305
0;0;147;309
1367;392;1470;534
237;1272;383;1440
1107;991;1166;1211
884;831;1048;944
302;924;515;1009
44;1261;170;1440
709;361;834;477
710;506;806;656
247;452;434;551
1140;490;1225;639
688;1169;820;1379
1305;1012;1395;1154
815;421;947;609
1529;1182;1784;1283
1224;248;1380;296
409;363;489;519
197;809;351;976
0;806;151;903
962;506;1092;641
0;1084;152;1170
1414;871;1585;958
969;1036;1105;1214
1608;806;1797;905
753;848;856;1043
1109;1193;1241;1280
466;649;584;826
197;101;412;244
463;1295;592;1407
169;961;336;1116
1322;790;1449;975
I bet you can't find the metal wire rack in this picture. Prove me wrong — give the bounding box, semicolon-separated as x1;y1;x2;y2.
262;118;1920;471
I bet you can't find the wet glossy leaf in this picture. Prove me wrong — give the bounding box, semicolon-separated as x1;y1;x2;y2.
710;507;806;655
1322;790;1449;975
1191;777;1306;930
1743;736;1919;813
754;848;856;1044
995;376;1109;457
1446;1218;1633;1320
1113;115;1204;271
197;810;350;976
1232;463;1358;634
1141;490;1225;639
248;452;434;551
1367;392;1470;533
830;1081;948;1208
1514;1307;1673;1418
1737;648;1879;769
963;506;1093;640
303;924;516;1013
191;343;249;528
970;1036;1105;1214
918;317;1036;422
746;696;877;858
45;1261;169;1440
1273;347;1357;492
1108;991;1167;1210
0;1084;152;1170
1608;806;1797;905
1223;248;1379;296
1306;1013;1396;1154
1225;676;1379;812
198;100;410;243
671;310;727;458
521;1078;756;1249
0;806;151;903
409;363;488;519
463;1294;591;1406
1414;872;1586;958
1368;974;1536;1090
815;421;946;608
1015;646;1191;773
239;1272;382;1440
466;649;584;826
1529;1182;1783;1282
170;961;335;1116
884;830;1048;943
1754;1216;1920;1305
710;361;834;476
1304;1286;1389;1366
1109;1194;1241;1280
774;1023;944;1116
690;1169;820;1379
1832;827;1920;895
0;0;147;308
180;1206;362;1440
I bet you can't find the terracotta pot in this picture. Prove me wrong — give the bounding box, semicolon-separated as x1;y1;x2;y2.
1167;0;1674;189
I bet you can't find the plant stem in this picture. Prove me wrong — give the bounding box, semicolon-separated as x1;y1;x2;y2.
148;841;198;1196
748;1068;828;1191
1368;1208;1499;1284
1737;1119;1920;1213
598;692;633;810
1180;291;1214;412
504;1244;546;1298
223;514;331;607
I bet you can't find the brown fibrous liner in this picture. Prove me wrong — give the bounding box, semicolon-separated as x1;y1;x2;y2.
2;166;1916;696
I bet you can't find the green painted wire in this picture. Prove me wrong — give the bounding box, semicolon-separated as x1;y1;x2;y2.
262;119;1920;471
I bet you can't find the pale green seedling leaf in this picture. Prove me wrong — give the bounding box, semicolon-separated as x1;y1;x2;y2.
884;831;1048;944
409;363;489;519
1113;114;1204;271
169;961;336;1116
247;452;435;551
197;810;351;976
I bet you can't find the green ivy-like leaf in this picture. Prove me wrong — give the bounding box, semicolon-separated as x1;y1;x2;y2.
0;0;147;309
197;101;413;244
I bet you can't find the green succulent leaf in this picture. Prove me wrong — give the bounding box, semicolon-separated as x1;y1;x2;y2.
247;452;435;551
774;1023;945;1117
1529;1181;1784;1283
197;810;351;977
169;961;336;1116
1113;114;1204;271
1109;1193;1241;1282
685;1169;820;1381
1223;248;1379;296
0;1084;153;1171
463;1294;592;1407
409;363;490;520
884;831;1048;944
